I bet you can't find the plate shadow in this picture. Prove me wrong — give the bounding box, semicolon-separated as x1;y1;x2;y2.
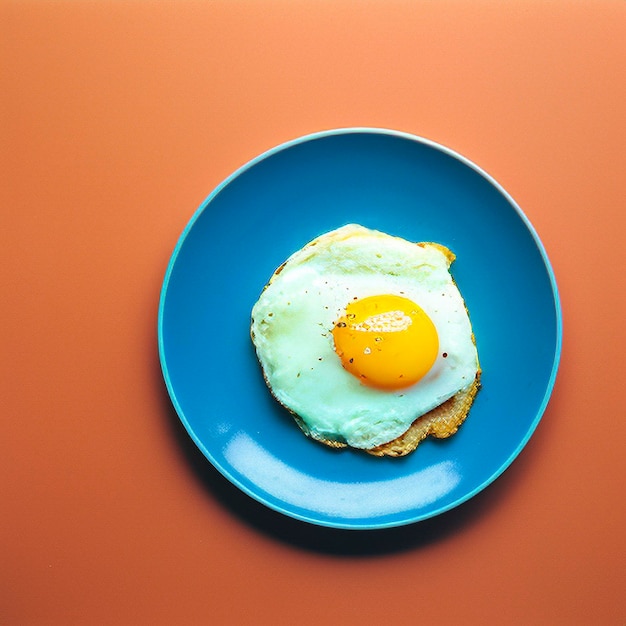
155;354;550;556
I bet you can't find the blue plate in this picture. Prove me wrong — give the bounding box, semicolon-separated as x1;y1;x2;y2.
158;128;562;530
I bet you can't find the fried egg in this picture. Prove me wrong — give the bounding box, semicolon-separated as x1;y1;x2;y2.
250;224;479;450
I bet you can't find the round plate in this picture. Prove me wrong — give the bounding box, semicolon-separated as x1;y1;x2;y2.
158;128;562;530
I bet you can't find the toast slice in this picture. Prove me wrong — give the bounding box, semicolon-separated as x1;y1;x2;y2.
295;371;480;457
252;227;480;457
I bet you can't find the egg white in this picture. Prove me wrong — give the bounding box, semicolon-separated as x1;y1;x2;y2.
251;224;479;450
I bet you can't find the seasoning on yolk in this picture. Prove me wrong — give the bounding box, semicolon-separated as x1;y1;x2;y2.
332;294;438;390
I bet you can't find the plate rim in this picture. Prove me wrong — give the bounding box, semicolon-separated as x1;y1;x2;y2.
157;127;563;530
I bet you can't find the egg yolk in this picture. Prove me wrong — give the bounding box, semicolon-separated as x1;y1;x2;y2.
332;294;439;390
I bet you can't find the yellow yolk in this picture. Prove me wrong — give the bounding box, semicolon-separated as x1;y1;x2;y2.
332;294;439;390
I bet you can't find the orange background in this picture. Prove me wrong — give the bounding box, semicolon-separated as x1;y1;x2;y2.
2;1;625;624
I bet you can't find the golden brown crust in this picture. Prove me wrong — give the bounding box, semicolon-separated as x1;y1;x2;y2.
417;241;456;265
366;371;481;456
304;371;480;456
